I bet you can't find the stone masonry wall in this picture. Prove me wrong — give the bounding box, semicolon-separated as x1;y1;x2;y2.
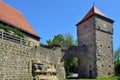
95;17;114;78
33;46;88;79
77;16;97;78
33;46;65;79
0;39;32;80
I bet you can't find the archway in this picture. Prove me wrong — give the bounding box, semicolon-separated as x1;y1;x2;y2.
64;56;85;79
64;56;78;78
61;46;88;78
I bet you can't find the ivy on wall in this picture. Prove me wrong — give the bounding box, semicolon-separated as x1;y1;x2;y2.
0;23;25;38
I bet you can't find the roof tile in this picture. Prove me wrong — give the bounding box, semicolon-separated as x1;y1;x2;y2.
76;6;114;26
82;6;106;21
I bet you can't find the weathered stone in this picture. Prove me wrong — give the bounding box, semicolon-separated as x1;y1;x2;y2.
0;5;115;80
76;14;114;78
0;39;32;80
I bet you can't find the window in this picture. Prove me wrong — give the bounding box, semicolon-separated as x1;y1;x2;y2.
108;73;111;75
108;46;110;48
100;44;102;47
109;65;111;67
102;65;104;67
83;44;86;46
89;65;92;68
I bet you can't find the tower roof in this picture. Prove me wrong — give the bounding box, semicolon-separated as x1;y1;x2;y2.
0;0;39;38
76;6;114;26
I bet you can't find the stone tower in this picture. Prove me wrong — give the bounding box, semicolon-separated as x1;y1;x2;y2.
76;6;114;78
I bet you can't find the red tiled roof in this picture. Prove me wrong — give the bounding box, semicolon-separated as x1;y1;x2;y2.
76;6;113;26
0;0;39;37
82;6;106;21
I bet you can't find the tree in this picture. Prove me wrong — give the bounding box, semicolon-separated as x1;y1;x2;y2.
46;33;77;46
46;33;78;76
65;57;78;76
63;33;75;46
46;34;65;46
114;48;120;75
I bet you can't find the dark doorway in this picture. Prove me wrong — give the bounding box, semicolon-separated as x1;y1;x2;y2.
89;70;93;78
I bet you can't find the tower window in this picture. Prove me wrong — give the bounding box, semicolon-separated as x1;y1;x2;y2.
83;44;86;46
89;64;92;68
98;58;100;60
108;73;111;75
100;44;102;47
108;46;110;48
102;65;104;67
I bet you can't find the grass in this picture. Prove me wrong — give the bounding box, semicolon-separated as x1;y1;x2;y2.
59;77;118;80
78;77;118;80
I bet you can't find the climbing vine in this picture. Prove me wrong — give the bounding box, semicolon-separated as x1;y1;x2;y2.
0;23;25;38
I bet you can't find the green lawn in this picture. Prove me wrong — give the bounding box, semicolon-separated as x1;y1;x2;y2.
60;77;118;80
78;77;118;80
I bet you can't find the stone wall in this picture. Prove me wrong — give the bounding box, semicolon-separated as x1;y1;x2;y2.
0;39;32;80
77;16;97;78
32;45;88;79
33;46;65;80
26;35;40;47
62;46;88;78
0;20;115;79
95;17;114;77
76;15;114;78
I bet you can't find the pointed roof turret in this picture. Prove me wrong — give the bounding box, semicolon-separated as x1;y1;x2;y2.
76;6;114;26
82;6;106;21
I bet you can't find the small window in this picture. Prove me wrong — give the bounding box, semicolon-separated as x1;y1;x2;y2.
98;58;100;60
108;46;110;48
102;65;104;67
100;44;102;47
108;73;111;75
89;65;92;68
83;44;86;46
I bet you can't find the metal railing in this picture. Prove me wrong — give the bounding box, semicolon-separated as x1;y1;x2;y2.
0;31;26;45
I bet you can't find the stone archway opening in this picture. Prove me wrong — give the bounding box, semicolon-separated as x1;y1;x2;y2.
64;56;84;79
64;56;78;78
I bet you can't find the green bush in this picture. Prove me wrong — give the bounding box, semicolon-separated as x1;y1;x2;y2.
115;63;120;75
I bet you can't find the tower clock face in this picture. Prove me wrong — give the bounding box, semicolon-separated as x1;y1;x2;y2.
103;24;107;28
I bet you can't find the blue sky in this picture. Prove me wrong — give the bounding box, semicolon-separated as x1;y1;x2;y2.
3;0;120;50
